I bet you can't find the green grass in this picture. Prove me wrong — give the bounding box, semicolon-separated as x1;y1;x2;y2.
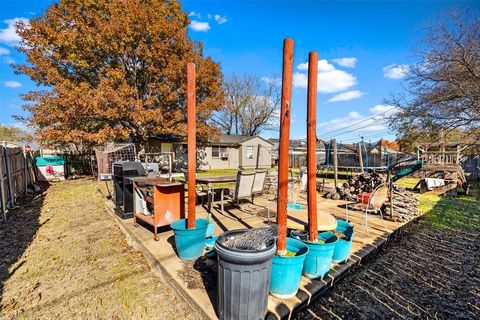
396;177;480;232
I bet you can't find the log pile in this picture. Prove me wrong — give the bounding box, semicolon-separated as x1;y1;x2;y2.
322;172;421;222
324;172;386;201
382;184;421;222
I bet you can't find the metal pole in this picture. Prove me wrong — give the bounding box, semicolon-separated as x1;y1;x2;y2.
187;62;196;229
276;38;294;255
307;51;318;242
168;152;172;182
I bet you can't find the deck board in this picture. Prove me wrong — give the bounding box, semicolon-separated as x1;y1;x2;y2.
104;190;422;320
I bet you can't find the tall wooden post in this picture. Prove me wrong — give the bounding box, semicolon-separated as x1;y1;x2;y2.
187;62;196;229
333;139;338;190
276;38;294;255
307;52;318;242
358;142;364;172
379;139;383;168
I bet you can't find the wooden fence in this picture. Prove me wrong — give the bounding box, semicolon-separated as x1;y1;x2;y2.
461;155;480;180
0;142;36;221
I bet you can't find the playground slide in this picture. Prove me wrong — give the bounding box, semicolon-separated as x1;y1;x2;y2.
392;160;423;182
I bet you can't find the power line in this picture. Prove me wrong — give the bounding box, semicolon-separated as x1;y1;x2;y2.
338;130;392;142
323;120;390;138
317;107;397;138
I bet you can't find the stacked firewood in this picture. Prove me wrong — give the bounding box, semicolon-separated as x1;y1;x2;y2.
322;172;421;222
324;172;386;201
382;184;421;222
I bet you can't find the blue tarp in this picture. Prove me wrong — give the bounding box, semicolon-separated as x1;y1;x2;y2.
35;156;65;167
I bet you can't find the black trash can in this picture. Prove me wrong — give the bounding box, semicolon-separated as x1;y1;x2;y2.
214;229;276;320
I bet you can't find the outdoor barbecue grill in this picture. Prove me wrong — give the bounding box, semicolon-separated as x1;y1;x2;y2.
113;161;145;219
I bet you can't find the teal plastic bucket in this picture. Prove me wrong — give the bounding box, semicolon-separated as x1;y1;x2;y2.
170;218;209;260
302;232;338;279
206;223;215;238
333;220;354;263
270;238;309;299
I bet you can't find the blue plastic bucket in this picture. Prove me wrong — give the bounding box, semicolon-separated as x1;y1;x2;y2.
206;223;215;238
170;218;209;260
333;220;354;263
302;232;338;279
270;238;309;299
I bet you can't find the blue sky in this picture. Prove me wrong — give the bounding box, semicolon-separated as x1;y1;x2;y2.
1;0;478;143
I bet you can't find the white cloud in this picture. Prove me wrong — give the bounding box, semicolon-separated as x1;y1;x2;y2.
189;20;210;32
318;105;400;137
0;17;29;45
4;80;22;88
383;64;409;79
260;76;281;85
294;59;357;93
188;11;201;19
328;90;364;103
0;47;10;55
369;104;400;115
297;59;335;72
214;14;227;24
332;57;357;68
4;56;15;64
317;111;387;133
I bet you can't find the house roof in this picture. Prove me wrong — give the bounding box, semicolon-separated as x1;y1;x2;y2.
149;133;273;146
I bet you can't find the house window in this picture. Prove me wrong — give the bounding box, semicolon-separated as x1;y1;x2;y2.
212;145;227;158
246;146;254;159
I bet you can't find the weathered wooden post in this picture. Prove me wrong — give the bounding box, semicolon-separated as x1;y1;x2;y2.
379;138;383;169
276;38;294;255
307;51;318;242
333;139;338;190
358;142;364;172
0;145;5;221
187;62;196;229
2;142;14;209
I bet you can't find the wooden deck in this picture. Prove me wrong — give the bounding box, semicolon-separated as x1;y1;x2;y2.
104;191;423;319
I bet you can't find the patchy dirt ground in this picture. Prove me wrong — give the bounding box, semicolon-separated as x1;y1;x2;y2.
294;185;480;320
0;178;193;320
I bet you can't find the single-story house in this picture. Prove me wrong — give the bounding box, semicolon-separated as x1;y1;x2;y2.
147;134;274;171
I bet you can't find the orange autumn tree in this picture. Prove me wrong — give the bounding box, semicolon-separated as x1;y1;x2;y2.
14;0;223;148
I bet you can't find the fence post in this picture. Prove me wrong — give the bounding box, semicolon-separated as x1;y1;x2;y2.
3;142;15;209
0;146;5;221
358;143;364;172
23;145;29;194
